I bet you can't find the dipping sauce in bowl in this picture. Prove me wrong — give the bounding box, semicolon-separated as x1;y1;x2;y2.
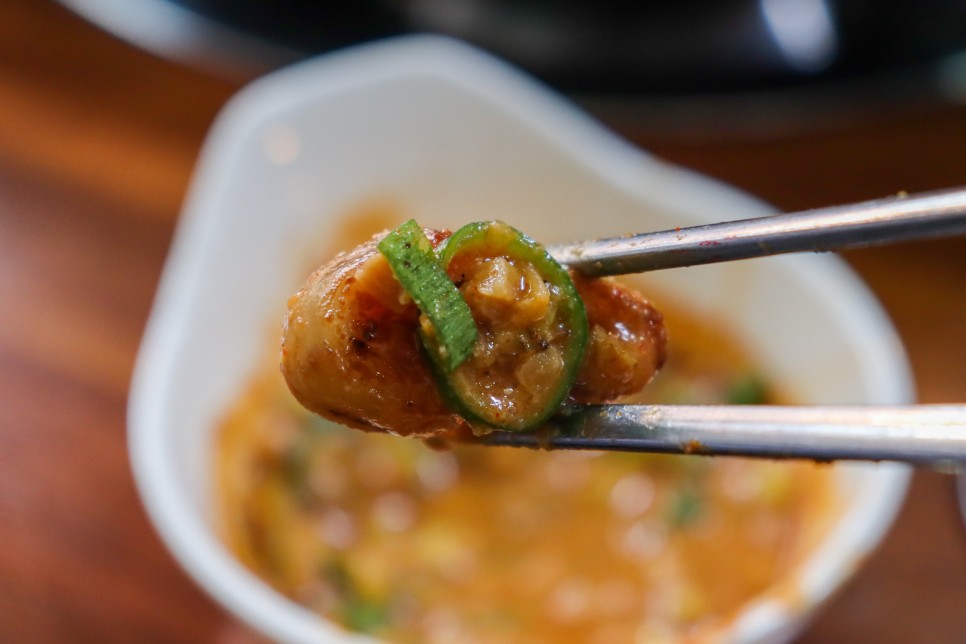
216;285;835;642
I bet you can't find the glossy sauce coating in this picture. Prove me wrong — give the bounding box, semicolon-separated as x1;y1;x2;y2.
571;274;668;403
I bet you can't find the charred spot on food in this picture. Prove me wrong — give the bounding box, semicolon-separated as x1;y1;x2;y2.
683;440;711;455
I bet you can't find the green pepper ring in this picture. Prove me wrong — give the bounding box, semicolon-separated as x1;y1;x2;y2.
422;221;589;432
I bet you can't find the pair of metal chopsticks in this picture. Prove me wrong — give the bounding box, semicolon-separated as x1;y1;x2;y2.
486;188;966;465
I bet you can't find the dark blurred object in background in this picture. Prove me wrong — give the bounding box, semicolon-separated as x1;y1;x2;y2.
58;0;966;95
55;0;966;139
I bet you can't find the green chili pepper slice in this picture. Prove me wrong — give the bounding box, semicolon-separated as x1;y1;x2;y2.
377;220;477;372
425;221;589;432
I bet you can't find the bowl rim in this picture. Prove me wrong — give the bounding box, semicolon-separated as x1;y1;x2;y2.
128;35;914;644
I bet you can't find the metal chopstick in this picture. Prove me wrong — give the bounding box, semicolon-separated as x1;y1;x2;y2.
477;405;966;465
521;190;966;464
550;188;966;277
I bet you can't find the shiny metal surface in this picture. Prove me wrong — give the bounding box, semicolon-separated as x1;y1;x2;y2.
551;188;966;276
480;404;966;465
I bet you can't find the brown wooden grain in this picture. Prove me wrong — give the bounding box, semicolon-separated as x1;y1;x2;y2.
1;2;963;641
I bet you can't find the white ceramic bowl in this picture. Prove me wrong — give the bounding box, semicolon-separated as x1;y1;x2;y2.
129;36;913;643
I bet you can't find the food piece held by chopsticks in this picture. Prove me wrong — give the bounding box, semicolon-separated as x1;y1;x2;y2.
281;220;667;437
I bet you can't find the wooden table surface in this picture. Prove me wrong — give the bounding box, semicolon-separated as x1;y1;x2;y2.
2;2;964;642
